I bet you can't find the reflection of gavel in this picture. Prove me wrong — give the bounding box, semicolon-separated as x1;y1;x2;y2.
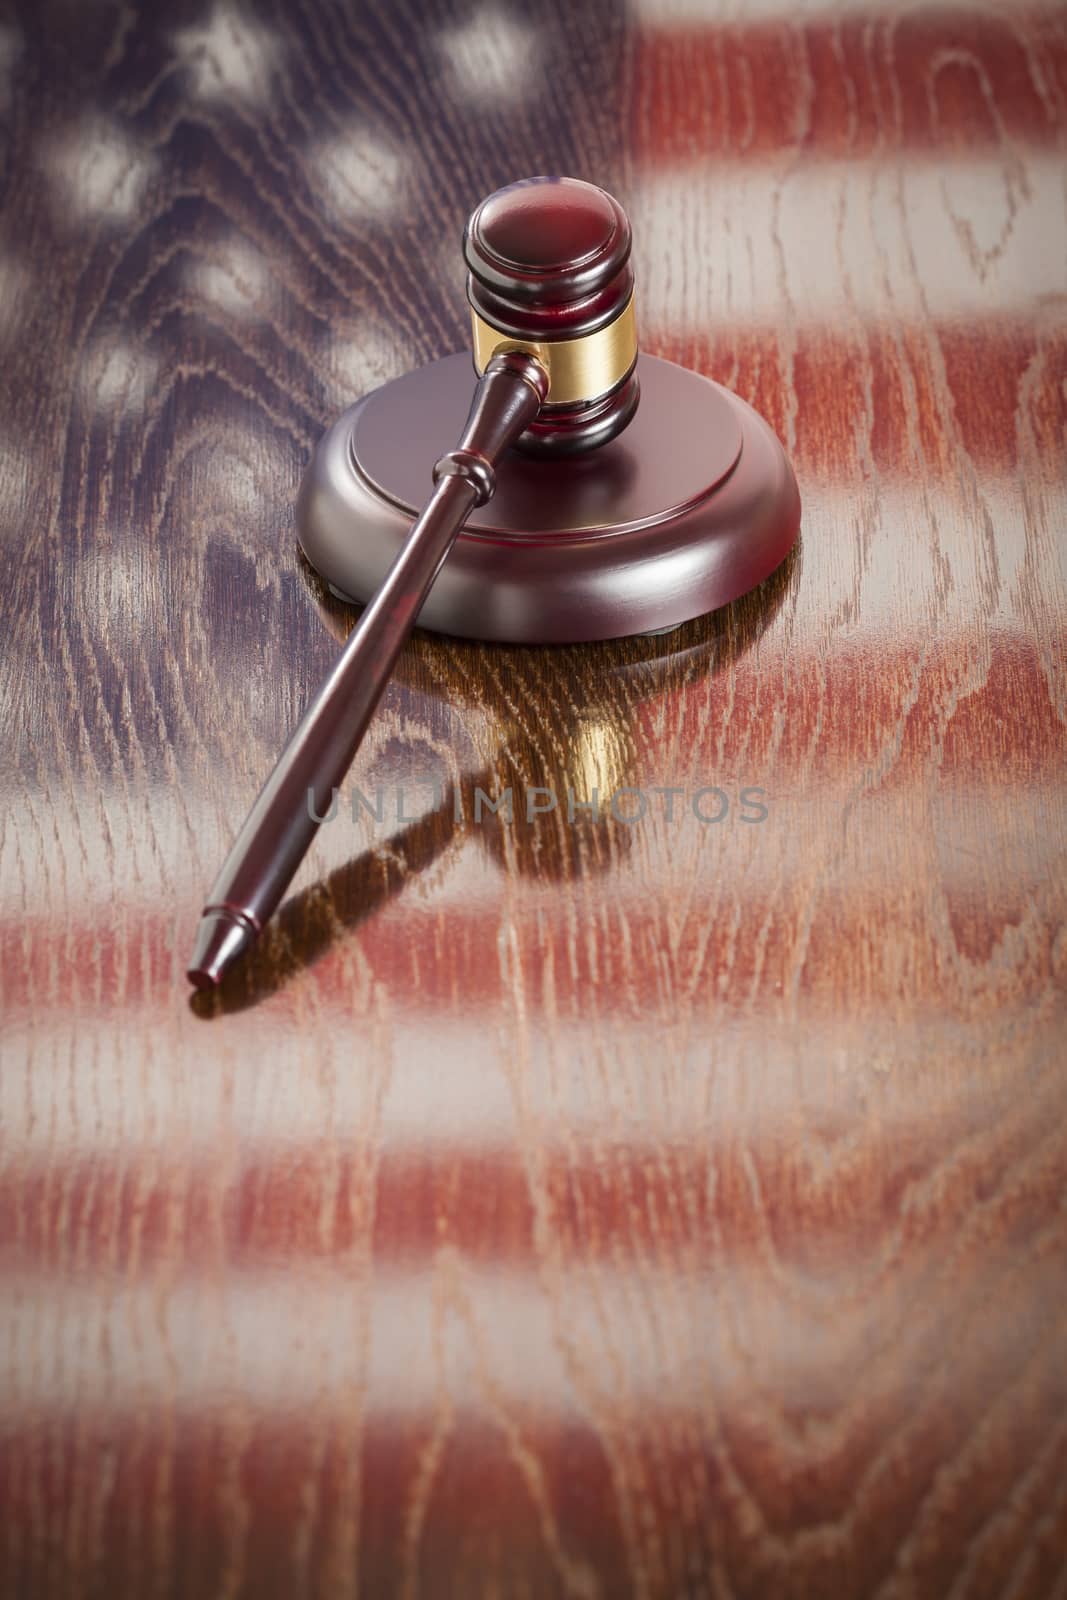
189;177;646;986
196;549;798;1014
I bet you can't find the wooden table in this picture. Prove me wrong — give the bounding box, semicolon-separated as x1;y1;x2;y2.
2;1;1065;1594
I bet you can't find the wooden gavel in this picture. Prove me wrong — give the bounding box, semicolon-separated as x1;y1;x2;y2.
189;177;648;987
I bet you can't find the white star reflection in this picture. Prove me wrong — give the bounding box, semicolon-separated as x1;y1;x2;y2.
321;321;414;410
173;3;279;103
316;129;405;225
195;434;264;518
187;235;273;320
78;337;158;418
437;7;540;104
76;543;157;635
43;118;153;226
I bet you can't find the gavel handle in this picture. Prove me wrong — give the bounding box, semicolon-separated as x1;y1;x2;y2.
187;350;548;988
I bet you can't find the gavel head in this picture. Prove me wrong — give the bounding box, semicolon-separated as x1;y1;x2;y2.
464;176;639;455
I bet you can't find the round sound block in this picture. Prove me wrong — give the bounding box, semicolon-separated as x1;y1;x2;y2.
296;352;800;644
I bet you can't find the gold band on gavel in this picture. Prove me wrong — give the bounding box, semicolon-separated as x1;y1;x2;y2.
470;294;637;406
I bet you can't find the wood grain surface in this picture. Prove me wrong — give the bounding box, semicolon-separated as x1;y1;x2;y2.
1;0;1066;1595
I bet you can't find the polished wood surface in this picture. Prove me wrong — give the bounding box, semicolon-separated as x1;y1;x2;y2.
1;1;1065;1595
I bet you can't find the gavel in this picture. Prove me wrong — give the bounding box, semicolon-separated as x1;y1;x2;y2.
188;176;800;987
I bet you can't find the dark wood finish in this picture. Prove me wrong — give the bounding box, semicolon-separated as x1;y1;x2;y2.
1;2;1065;1597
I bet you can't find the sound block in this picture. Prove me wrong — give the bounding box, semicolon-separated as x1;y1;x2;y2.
296;352;800;644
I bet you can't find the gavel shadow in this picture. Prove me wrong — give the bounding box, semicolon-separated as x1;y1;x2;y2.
190;540;798;1018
